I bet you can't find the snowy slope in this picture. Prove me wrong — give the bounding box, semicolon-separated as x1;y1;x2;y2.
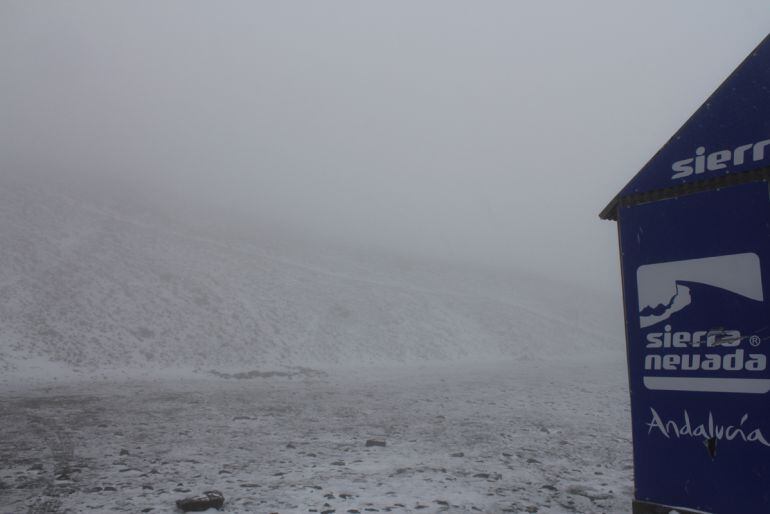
0;176;622;374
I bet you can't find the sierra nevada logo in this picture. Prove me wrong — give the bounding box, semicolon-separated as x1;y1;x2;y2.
637;253;763;328
670;138;770;180
636;253;769;394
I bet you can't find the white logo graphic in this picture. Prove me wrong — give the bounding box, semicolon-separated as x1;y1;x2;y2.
637;253;767;394
637;253;763;329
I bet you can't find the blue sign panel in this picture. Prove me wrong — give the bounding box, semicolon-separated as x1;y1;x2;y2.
615;34;770;199
618;181;770;513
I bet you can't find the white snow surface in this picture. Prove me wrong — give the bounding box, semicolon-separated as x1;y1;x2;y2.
0;176;621;376
0;176;632;512
1;358;632;513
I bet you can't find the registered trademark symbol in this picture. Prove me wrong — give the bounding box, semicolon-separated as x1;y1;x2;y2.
749;335;762;347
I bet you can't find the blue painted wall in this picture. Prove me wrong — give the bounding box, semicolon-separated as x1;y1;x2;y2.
618;182;770;513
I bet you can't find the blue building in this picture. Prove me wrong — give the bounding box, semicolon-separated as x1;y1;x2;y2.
601;35;770;514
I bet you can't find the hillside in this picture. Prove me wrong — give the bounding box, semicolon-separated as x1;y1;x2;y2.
0;176;622;375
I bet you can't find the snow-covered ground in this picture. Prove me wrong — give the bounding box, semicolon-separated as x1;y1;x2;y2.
0;357;632;514
0;175;632;513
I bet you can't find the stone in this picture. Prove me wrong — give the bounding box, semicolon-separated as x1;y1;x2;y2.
175;490;225;512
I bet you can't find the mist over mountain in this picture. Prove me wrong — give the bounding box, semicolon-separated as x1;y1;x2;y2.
0;173;621;376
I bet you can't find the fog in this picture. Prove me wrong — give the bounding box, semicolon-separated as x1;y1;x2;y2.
2;1;769;293
5;6;770;512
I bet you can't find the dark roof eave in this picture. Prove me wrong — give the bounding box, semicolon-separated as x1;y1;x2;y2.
598;167;770;223
599;196;619;221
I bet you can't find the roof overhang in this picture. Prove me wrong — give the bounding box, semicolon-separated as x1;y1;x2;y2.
600;167;770;221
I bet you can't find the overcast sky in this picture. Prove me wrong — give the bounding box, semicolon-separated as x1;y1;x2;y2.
2;2;769;293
